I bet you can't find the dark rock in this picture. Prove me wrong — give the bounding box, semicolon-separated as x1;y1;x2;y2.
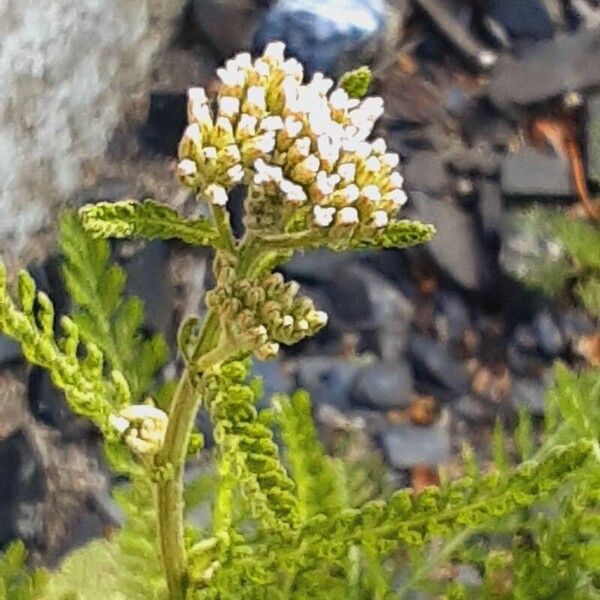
512;324;538;352
532;310;566;356
436;291;470;341
72;177;134;206
500;148;573;197
408;192;492;291
326;264;414;360
254;0;396;77
252;359;293;404
121;241;173;340
382;415;451;468
477;179;503;240
281;249;354;283
511;377;547;415
193;0;265;59
452;395;497;424
0;335;21;365
352;361;414;410
28;368;93;439
407;334;471;397
558;308;596;347
448;146;501;177
0;430;46;548
488;27;600;111
586;93;600;184
486;0;554;41
293;357;361;409
140;92;187;157
404;151;450;195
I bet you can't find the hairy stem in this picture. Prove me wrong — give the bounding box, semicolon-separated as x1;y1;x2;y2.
155;310;220;599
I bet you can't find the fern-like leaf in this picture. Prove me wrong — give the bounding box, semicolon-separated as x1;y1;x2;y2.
0;542;47;600
79;200;220;247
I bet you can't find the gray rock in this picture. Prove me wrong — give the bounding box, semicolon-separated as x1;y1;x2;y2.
407;334;471;396
478;179;503;239
252;359;293;404
253;0;398;77
404;151;450;195
489;26;600;111
282;249;354;283
0;335;21;365
486;0;554;41
293;357;361;409
408;192;491;291
512;377;546;415
326;264;414;360
436;291;470;341
586;93;600;184
193;0;265;59
352;361;414;410
532;310;566;356
0;430;46;548
501;148;573;197
382;416;451;468
452;395;497;424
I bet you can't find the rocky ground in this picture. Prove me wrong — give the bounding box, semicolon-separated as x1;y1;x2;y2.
1;0;599;565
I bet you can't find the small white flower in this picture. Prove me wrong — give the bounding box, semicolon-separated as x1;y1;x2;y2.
109;414;129;434
280;179;308;203
227;164;244;183
233;52;252;69
218;96;241;117
203;146;218;161
390;172;404;187
338;206;359;224
237;114;258;136
372;138;387;154
188;87;207;103
254;158;283;184
382;153;399;168
292;137;311;157
317;134;341;165
355;142;371;158
177;159;197;177
316;171;340;195
386;188;408;206
313;205;336;227
337;163;356;182
340;184;359;203
263;41;286;63
360;96;385;121
284;116;303;138
302;154;321;173
217;67;246;87
372;210;389;228
362;184;381;201
206;183;228;206
329;88;359;110
364;156;381;173
189;101;212;126
222;144;241;163
253;132;276;153
298;319;309;331
282;58;303;79
215;116;234;134
254;58;270;77
183;123;202;144
247;86;266;110
282;314;294;327
260;115;284;131
308;73;334;96
312;311;328;326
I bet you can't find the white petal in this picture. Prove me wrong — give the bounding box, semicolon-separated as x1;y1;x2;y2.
183;123;202;144
247;85;266;109
188;87;207;103
372;210;389;228
337;163;356;182
284;116;303;138
386;188;408;206
362;184;381;201
313;205;336;227
364;156;381;172
372;138;387;154
390;172;404;187
338;206;359;224
219;96;241;117
203;147;218;160
341;184;359;202
206;184;228;206
177;159;197;176
254;59;270;77
263;41;286;63
382;153;399;168
260;116;284;131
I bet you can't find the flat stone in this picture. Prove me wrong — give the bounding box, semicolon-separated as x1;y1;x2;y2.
253;0;396;77
352;361;414;410
404;151;450;195
511;377;546;415
193;0;265;59
281;249;355;283
0;335;21;365
326;264;414;360
382;416;451;468
586;93;600;184
407;334;471;397
489;26;600;111
501;147;573;197
436;291;471;341
293;357;361;410
486;0;554;41
532;310;566;357
408;192;491;291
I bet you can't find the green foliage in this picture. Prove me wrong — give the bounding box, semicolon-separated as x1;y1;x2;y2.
339;67;372;99
60;212;168;402
0;542;47;600
79;200;220;248
0;264;125;432
512;207;600;318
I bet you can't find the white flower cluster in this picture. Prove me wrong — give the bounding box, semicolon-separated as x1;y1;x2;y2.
109;404;168;455
177;42;407;231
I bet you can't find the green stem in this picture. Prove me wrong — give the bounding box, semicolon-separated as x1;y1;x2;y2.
155;310;220;599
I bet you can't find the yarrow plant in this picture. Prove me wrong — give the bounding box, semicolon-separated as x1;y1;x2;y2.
0;43;598;600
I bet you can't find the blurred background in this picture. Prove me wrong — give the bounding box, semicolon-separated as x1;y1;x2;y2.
1;0;599;570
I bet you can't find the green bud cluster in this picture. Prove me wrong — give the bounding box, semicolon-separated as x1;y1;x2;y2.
206;272;327;360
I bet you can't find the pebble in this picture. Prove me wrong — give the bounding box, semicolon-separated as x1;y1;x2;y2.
352;361;414;410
